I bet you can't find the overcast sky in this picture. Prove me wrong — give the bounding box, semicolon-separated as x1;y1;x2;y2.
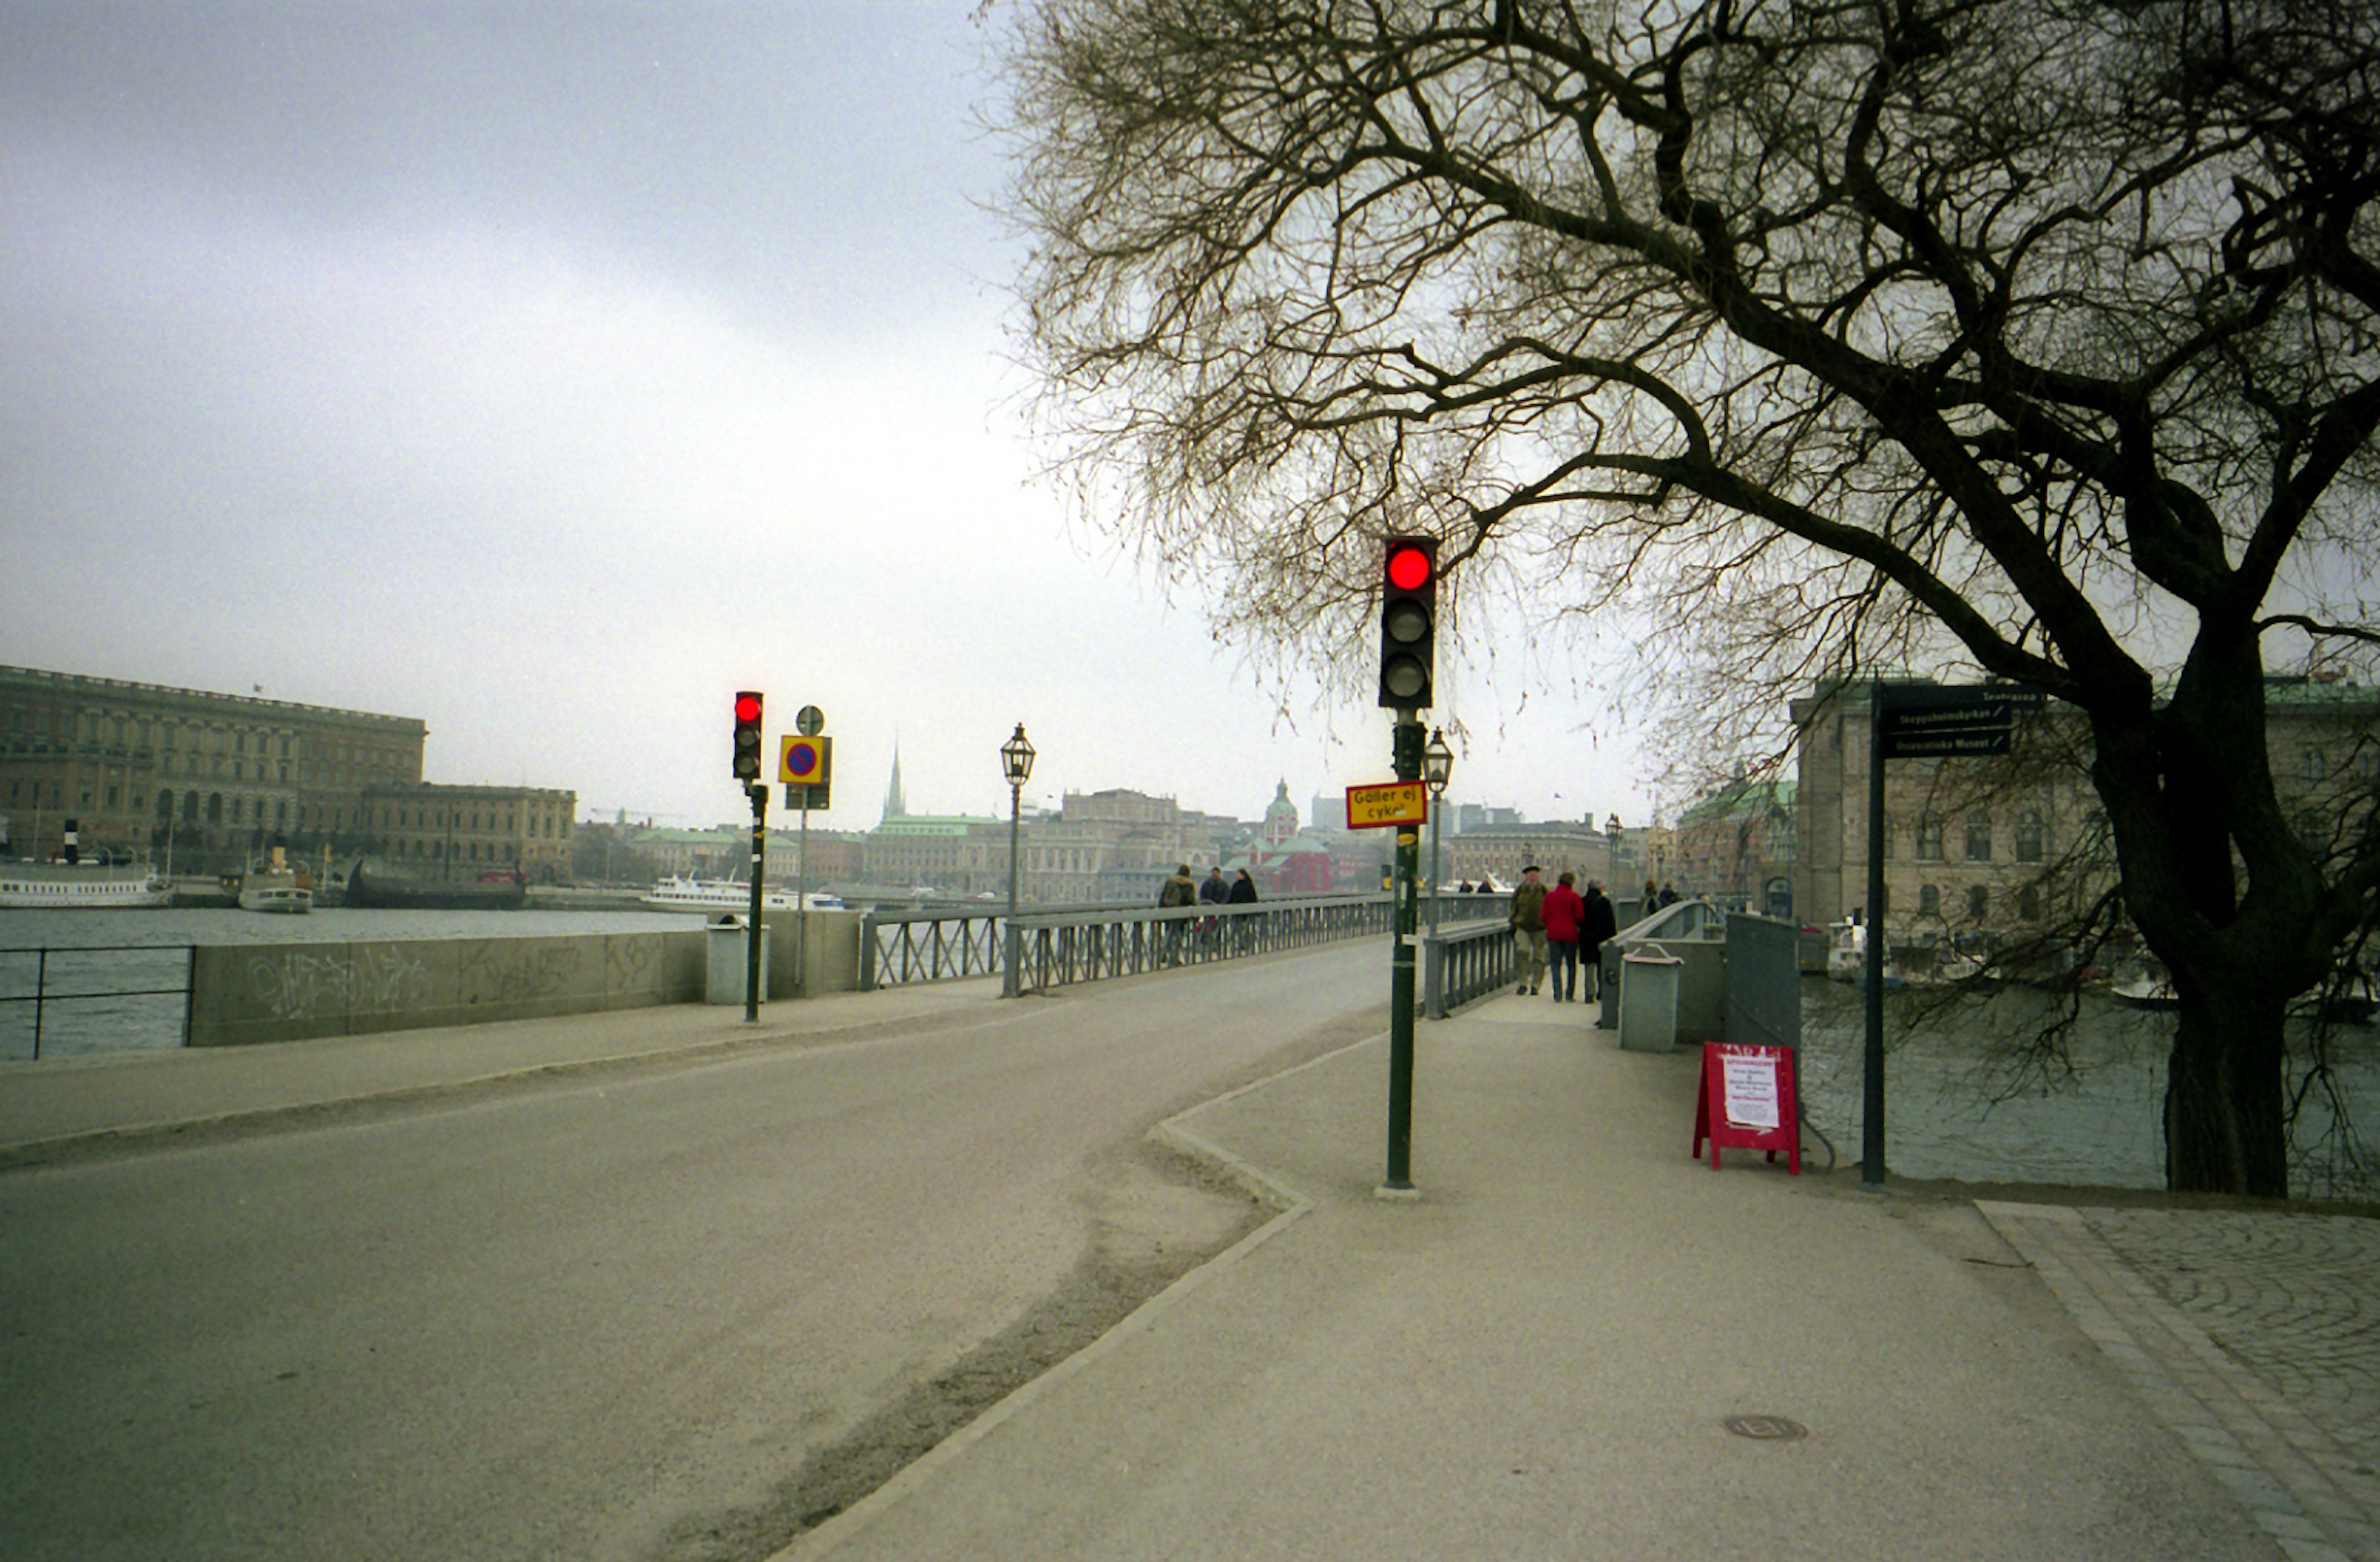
1;1;1655;835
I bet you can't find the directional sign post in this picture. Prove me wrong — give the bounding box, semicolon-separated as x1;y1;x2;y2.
1861;682;2046;1190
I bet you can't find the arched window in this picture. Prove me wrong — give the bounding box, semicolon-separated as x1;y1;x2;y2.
2017;885;2042;921
156;789;174;820
1965;810;1992;862
1967;885;1990;921
1918;883;1942;916
206;794;223;824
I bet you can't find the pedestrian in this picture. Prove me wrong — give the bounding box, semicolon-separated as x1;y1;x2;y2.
1457;879;1474;894
1509;865;1549;996
1543;870;1587;1001
1580;877;1619;1001
1227;866;1258;952
1659;882;1680;908
1197;864;1228;951
1158;863;1198;964
1642;879;1661;921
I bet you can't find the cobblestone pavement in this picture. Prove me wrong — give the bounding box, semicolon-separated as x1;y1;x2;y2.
1980;1203;2380;1562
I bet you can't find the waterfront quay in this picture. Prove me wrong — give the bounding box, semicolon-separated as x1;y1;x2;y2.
2;938;2374;1560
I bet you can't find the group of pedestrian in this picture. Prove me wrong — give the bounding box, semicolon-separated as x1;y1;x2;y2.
1163;864;1258;962
1508;864;1620;1001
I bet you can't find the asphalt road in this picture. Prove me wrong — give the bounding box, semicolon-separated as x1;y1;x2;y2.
0;945;1389;1561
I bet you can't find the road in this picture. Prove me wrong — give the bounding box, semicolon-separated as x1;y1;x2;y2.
0;945;1389;1562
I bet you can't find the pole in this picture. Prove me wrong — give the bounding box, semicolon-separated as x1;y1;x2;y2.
1383;715;1424;1196
795;799;811;998
745;783;767;1024
1003;782;1023;998
1862;683;1889;1191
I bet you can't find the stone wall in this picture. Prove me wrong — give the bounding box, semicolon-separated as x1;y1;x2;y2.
190;931;705;1047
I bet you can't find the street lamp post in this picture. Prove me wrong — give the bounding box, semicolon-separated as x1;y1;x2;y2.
1606;812;1622;886
1000;722;1035;998
1422;729;1453;936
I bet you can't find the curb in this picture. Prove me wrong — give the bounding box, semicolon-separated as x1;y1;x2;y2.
772;1032;1381;1561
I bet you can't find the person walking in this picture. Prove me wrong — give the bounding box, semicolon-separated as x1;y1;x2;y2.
1509;865;1549;996
1580;877;1620;1002
1158;864;1199;965
1542;870;1588;1001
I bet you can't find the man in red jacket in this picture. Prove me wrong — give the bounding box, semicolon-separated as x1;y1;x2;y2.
1542;870;1589;1002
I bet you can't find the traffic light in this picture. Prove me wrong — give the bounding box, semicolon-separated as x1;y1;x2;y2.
1377;536;1437;709
732;691;764;782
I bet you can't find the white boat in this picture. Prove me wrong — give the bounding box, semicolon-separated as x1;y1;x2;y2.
639;876;844;914
0;859;173;910
2110;959;2179;1011
237;849;313;915
1825;919;1905;987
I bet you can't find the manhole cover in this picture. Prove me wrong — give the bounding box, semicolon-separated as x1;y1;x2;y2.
1722;1415;1809;1441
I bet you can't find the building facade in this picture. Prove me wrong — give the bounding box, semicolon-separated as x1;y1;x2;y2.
1788;675;2380;940
0;664;428;865
363;783;577;884
1669;774;1796;917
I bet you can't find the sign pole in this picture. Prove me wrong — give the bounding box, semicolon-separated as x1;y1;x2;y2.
1382;714;1424;1196
1862;683;1889;1190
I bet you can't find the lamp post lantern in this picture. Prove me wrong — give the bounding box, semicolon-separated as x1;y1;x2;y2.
1422;728;1453;936
1606;812;1622;885
1000;723;1035;998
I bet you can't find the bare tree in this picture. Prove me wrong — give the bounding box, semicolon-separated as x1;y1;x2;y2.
997;0;2380;1193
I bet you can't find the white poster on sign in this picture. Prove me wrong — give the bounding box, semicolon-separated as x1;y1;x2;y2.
1722;1053;1781;1131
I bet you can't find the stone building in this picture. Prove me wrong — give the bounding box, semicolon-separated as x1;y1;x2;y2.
1669;774;1796;917
362;783;578;884
1445;818;1615;891
1787;674;2380;940
0;664;426;864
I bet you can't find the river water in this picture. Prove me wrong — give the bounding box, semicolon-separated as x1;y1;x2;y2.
1794;977;2380;1203
0;906;703;1063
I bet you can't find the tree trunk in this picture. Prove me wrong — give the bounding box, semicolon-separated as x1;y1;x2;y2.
2164;985;2291;1196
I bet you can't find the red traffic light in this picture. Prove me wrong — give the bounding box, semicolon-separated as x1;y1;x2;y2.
734;693;762;724
1386;544;1433;592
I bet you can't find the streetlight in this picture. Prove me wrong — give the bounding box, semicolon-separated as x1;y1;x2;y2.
1000;723;1035;998
1606;812;1622;885
1422;728;1453;935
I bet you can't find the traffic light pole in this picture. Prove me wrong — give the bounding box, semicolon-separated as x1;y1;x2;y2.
745;783;767;1024
1382;714;1424;1197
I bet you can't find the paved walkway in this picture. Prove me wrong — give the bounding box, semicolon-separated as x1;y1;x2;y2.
1980;1204;2380;1561
4;978;2374;1558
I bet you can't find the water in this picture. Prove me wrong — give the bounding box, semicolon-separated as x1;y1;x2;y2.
1794;978;2380;1202
0;906;705;1061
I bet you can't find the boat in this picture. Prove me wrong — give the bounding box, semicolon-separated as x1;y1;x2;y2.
2110;959;2180;1011
0;858;173;910
1825;919;1906;987
343;857;527;911
237;846;313;915
639;876;844;914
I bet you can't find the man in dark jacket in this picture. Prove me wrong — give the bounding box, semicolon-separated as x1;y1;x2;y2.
1158;864;1199;964
1580;879;1620;1001
1509;866;1549;996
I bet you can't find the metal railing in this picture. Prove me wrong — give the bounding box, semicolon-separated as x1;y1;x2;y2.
863;889;1509;994
0;944;195;1059
1422;917;1519;1018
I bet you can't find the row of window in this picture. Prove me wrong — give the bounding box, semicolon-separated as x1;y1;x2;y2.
1886;810;2051;863
1906;882;2048;922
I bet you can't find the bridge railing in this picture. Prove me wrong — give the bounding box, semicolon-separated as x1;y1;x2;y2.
863;889;1508;993
1422;916;1518;1019
0;944;195;1059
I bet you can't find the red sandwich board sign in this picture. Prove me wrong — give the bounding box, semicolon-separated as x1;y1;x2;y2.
1691;1042;1800;1174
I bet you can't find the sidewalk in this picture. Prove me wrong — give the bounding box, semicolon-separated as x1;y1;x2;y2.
785;991;2372;1562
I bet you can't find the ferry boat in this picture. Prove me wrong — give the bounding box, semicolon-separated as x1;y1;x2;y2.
0;859;173;910
640;876;844;914
237;848;313;915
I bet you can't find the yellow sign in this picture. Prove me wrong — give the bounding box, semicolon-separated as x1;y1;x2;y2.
779;734;832;785
1346;781;1429;830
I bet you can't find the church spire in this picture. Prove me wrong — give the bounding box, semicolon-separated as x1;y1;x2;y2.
882;737;907;822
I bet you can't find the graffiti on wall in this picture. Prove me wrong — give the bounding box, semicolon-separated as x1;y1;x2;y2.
457;940;584;1004
246;946;429;1021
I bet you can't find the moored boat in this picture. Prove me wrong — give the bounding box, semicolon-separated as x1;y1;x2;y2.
639;875;842;914
0;859;172;910
237;847;314;915
343;858;527;911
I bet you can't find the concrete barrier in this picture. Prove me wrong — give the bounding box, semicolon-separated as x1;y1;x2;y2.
189;931;705;1048
767;910;864;998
